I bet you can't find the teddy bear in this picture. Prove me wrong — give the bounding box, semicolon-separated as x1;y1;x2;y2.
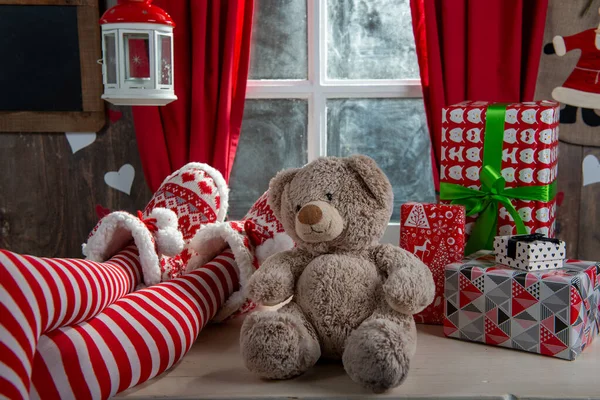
240;155;435;392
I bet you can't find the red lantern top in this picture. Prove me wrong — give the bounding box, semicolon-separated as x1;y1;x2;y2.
100;0;175;27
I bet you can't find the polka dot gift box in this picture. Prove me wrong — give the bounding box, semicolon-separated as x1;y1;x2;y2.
493;233;567;271
400;202;466;325
440;101;560;256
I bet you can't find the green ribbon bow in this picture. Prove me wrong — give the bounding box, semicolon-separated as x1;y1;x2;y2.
440;103;557;255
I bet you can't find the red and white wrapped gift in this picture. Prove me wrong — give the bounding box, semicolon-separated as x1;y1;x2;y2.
400;202;466;324
440;101;560;255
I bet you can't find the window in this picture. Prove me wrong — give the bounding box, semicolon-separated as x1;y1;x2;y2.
229;0;435;243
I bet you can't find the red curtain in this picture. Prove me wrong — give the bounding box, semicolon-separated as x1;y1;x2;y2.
410;0;548;191
132;0;254;192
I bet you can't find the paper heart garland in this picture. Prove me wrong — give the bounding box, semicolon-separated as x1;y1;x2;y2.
582;155;600;187
65;132;96;154
104;164;135;195
108;109;123;123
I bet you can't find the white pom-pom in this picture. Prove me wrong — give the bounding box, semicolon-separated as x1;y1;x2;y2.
149;208;179;230
149;208;184;256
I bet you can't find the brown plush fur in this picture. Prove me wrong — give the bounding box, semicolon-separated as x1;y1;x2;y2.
240;155;435;392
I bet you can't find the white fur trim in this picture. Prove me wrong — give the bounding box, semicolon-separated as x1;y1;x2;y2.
186;222;255;322
552;86;600;109
82;211;161;286
553;35;566;56
255;234;294;264
158;162;229;223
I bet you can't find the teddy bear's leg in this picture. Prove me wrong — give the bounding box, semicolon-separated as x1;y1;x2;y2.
240;301;321;379
342;304;417;393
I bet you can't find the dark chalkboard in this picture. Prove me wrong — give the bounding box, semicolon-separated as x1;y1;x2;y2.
0;5;83;111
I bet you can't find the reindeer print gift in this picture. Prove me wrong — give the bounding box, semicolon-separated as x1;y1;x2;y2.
400;203;466;325
440;101;560;254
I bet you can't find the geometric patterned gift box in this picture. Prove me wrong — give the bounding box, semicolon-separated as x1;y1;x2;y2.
444;251;600;360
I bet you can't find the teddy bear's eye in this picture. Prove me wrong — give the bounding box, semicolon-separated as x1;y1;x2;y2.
326;193;333;201
296;205;301;213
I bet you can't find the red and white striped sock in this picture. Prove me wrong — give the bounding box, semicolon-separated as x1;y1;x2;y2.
29;250;237;399
0;246;142;400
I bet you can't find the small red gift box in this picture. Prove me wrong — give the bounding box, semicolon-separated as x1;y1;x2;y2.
400;202;466;324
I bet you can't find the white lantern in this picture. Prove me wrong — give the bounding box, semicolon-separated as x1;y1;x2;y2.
99;0;177;106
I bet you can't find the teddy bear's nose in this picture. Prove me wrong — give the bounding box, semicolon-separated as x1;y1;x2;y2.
297;204;323;225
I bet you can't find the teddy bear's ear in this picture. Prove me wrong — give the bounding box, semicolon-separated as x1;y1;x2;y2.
346;155;393;209
267;168;299;218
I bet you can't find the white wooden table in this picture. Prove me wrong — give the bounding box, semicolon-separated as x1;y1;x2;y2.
119;316;600;399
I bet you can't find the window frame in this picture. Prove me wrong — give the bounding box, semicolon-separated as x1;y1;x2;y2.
245;0;425;244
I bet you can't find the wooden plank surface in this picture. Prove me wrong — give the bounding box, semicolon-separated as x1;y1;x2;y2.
0;106;152;258
579;146;600;261
555;140;583;258
0;1;83;4
78;5;104;112
0;111;106;133
118;314;600;399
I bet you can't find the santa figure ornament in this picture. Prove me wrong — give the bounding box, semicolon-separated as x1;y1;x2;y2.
545;6;600;127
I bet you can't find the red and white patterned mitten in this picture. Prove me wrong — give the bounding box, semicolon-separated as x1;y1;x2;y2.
83;163;228;285
186;191;294;321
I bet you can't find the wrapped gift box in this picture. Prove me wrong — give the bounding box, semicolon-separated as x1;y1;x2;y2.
444;251;600;360
400;202;466;324
494;233;566;271
494;234;566;261
440;101;560;255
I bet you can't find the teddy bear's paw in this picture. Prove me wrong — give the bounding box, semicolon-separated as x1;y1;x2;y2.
240;310;320;379
342;318;411;393
383;266;435;315
247;266;295;306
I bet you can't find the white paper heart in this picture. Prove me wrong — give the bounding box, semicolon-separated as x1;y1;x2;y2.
104;164;135;195
65;132;96;154
582;154;600;186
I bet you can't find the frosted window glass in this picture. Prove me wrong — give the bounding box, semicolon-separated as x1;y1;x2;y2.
248;0;308;80
229;99;308;219
327;0;419;80
104;33;117;84
327;98;435;221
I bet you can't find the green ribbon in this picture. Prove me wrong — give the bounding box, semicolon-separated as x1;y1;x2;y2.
440;103;557;255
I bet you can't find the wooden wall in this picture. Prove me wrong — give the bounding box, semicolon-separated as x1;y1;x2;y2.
555;142;600;260
0;107;152;258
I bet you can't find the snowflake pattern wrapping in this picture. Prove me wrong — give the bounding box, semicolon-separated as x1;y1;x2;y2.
444;251;600;360
400;202;466;324
441;101;560;247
